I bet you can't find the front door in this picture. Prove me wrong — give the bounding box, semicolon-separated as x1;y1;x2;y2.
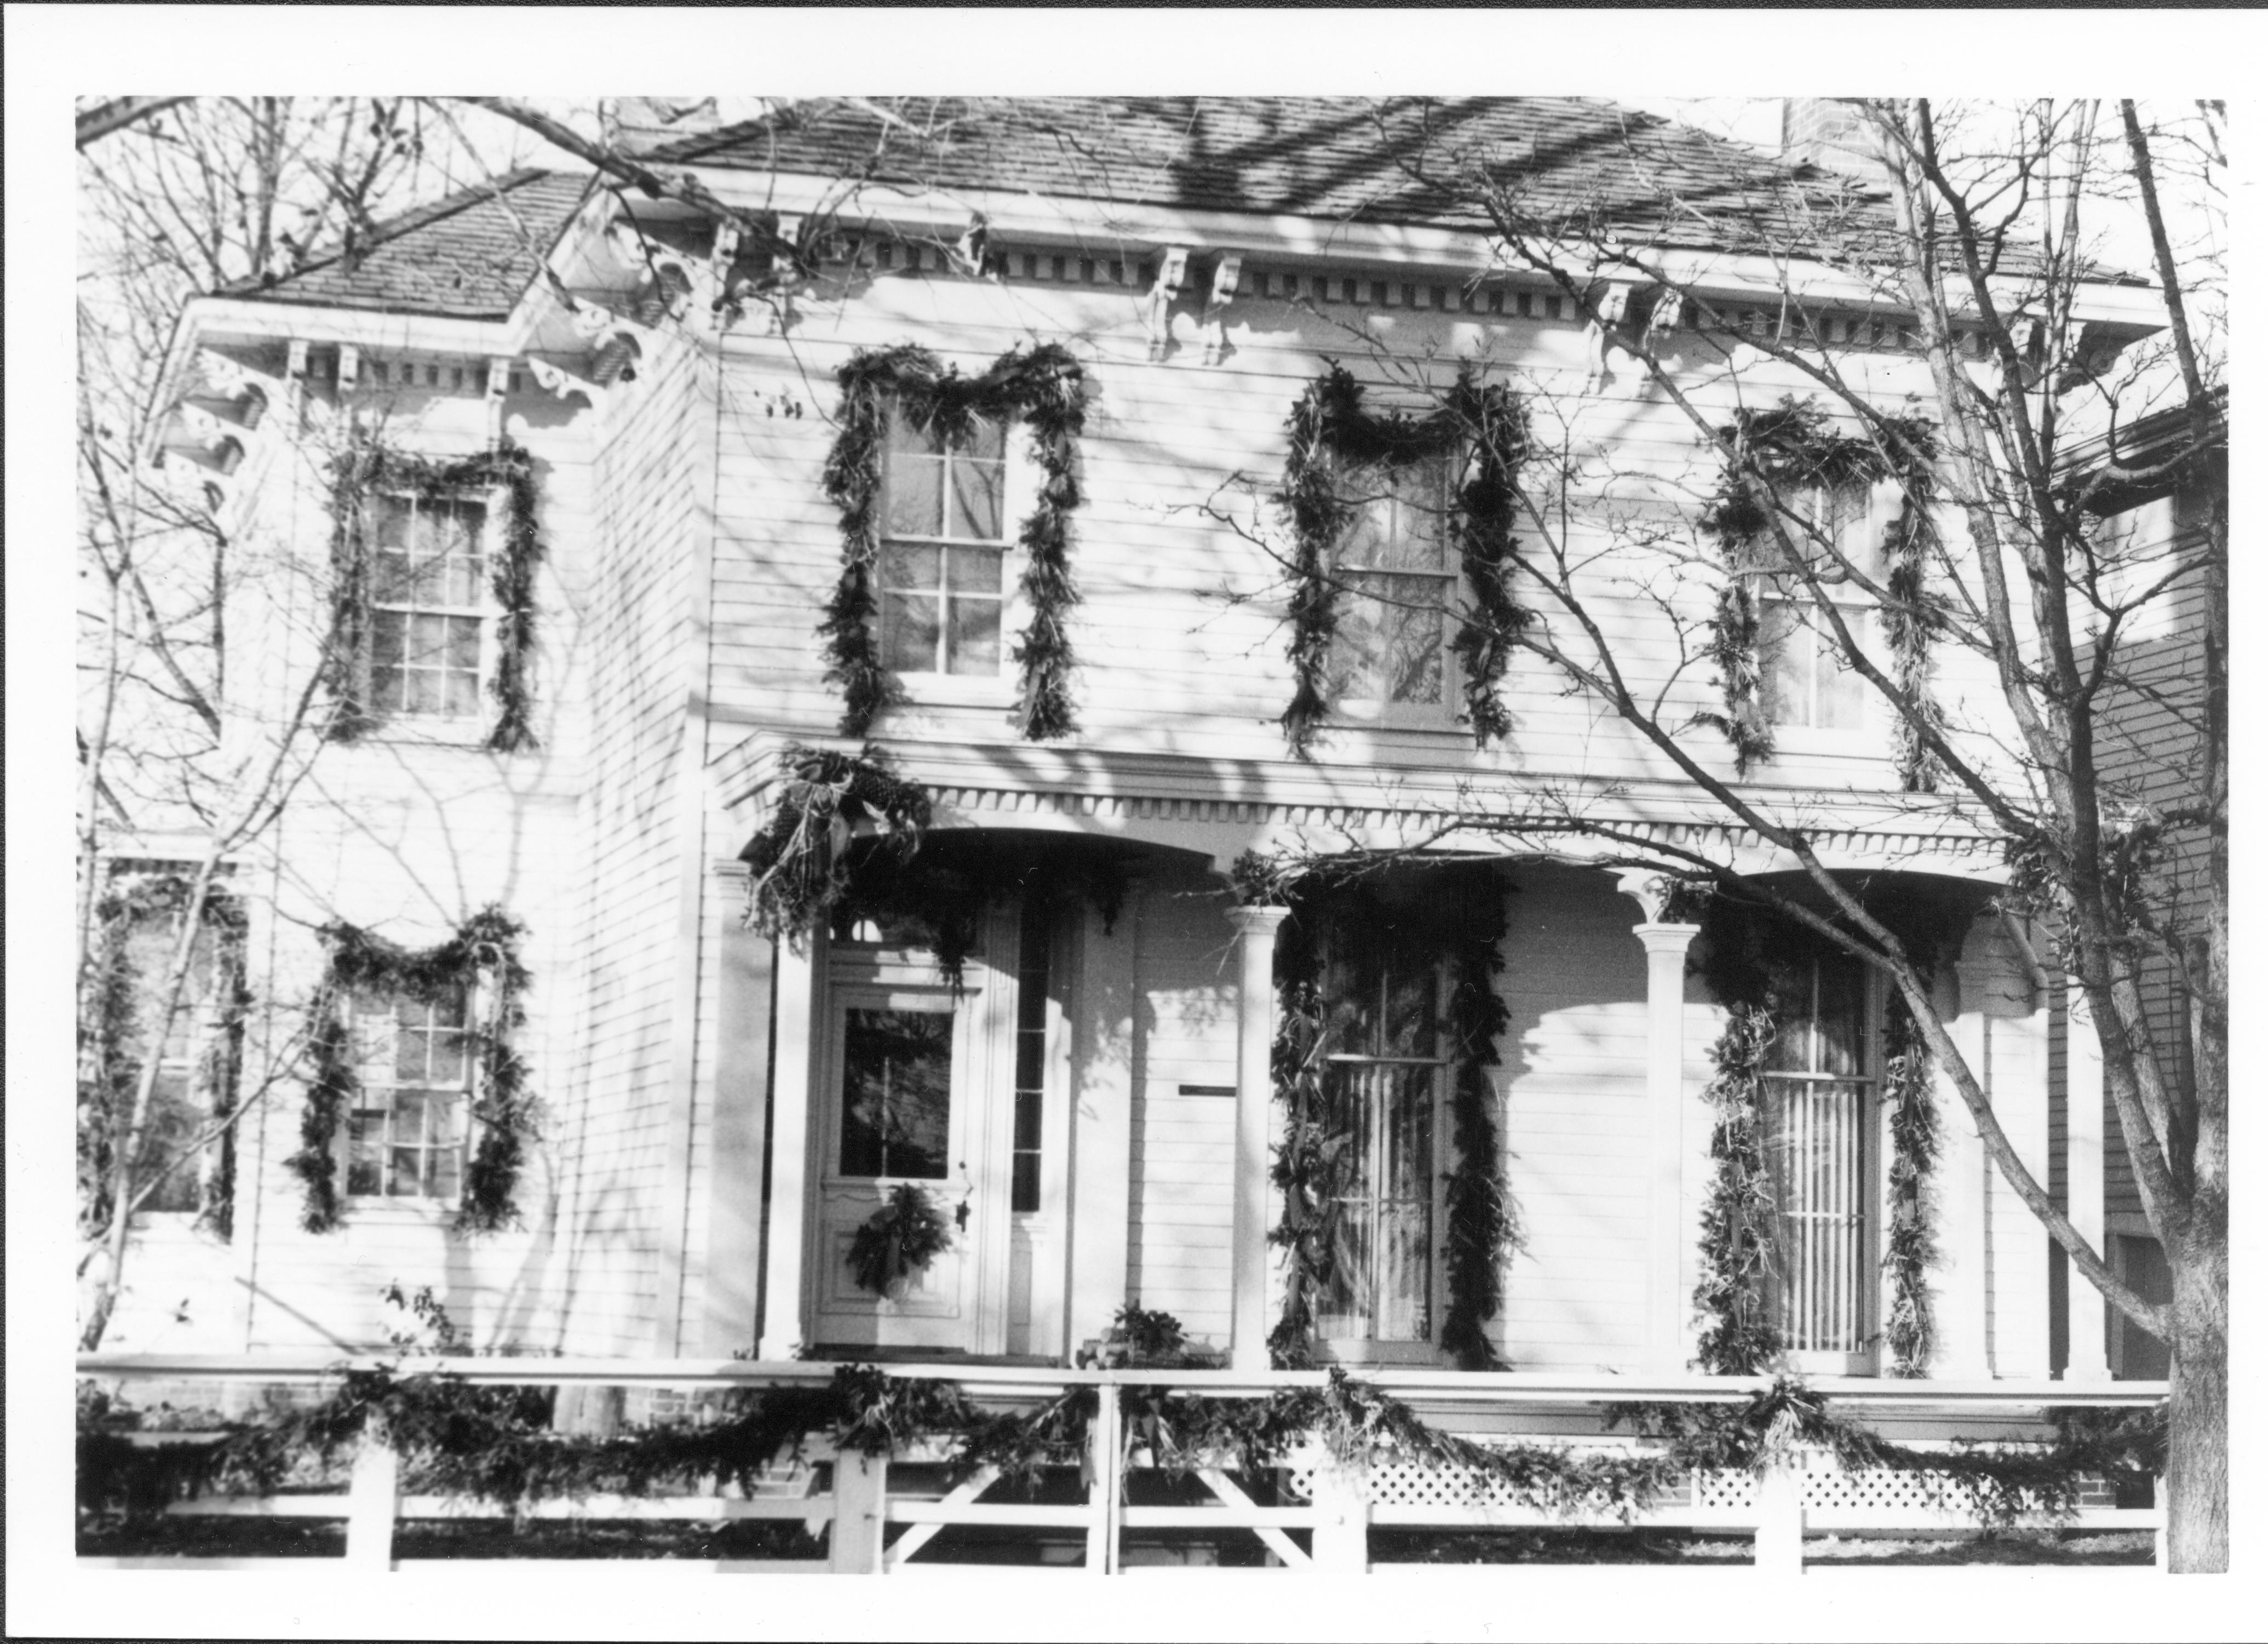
809;942;1013;1354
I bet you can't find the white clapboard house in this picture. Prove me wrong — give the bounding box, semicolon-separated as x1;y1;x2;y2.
108;97;2169;1399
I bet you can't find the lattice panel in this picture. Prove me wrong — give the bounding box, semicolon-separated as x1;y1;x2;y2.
1690;1469;1759;1509
1283;1452;1713;1514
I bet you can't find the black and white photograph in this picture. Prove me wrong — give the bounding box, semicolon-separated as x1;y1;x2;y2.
11;8;2247;1639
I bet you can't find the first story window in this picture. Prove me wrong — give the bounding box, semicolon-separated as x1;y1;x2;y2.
1312;895;1452;1349
880;408;1009;677
1328;451;1457;711
368;491;490;720
344;989;472;1199
1759;954;1874;1361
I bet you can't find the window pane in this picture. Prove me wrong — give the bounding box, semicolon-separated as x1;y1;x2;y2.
375;549;417;604
1374;575;1446;704
137;1071;204;1213
405;667;441;715
445;616;482;672
1816;629;1866;731
428;1144;461;1202
945;545;1001;594
944;595;1001;676
1340;459;1450;571
838;1008;954;1179
881;542;940;591
956;418;1006;461
444;667;483;717
372;610;407;669
1758;599;1805;727
881;591;941;673
1327;587;1388;702
375;497;414;552
886;454;944;539
886;408;945;458
388;1147;423;1196
948;457;1005;541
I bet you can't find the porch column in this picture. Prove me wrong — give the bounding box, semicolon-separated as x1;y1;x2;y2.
1636;919;1702;1373
1617;872;1701;1375
2063;979;2112;1380
1226;904;1291;1373
756;931;821;1361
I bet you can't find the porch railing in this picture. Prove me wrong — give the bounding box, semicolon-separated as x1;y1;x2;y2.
76;1355;2169;1574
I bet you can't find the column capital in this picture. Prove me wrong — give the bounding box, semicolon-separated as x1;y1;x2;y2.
1633;921;1702;957
1226;903;1293;940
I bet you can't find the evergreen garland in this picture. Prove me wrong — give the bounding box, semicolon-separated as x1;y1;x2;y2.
1681;883;1970;1373
1696;398;1944;789
287;906;537;1235
1274;365;1535;758
819;343;1091;741
82;1364;2164;1539
846;1183;954;1296
738;743;1128;990
1880;993;1940;1376
77;871;250;1239
1254;856;1518;1370
323;440;547;752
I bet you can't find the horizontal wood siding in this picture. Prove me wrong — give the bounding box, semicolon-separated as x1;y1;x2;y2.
1495;864;1652;1368
702;271;2029;798
1126;862;1238;1348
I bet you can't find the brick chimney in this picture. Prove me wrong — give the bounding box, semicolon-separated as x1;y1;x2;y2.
1781;99;1882;179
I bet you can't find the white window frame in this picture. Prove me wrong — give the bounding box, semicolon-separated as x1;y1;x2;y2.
1761;956;1881;1376
1327;449;1464;731
341;982;478;1206
877;408;1026;711
1312;944;1454;1366
1750;478;1894;754
362;484;501;736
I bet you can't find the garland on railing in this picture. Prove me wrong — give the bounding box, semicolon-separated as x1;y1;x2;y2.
1244;853;1518;1370
1696;398;1943;788
819;343;1090;741
738;743;1128;989
323;440;546;752
77;870;250;1239
1274;364;1534;758
1881;992;1941;1377
286;907;536;1235
80;1365;2166;1538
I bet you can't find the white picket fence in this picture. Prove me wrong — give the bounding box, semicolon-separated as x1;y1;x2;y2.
76;1355;2168;1574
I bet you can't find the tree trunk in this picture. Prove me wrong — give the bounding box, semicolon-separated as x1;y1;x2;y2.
2164;1251;2229;1572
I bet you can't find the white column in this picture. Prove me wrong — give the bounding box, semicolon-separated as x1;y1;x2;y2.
1226;904;1291;1373
2064;979;2112;1380
757;932;820;1361
1068;886;1140;1355
1636;920;1703;1373
1935;961;1994;1377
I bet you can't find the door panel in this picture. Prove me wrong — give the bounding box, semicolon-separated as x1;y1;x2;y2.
811;983;990;1351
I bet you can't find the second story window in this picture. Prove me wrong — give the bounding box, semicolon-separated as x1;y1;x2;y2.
1754;480;1882;733
880;410;1008;677
1329;452;1456;711
370;492;490;720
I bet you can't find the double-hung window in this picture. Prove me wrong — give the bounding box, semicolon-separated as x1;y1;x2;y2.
1328;452;1457;716
1314;908;1451;1353
109;889;234;1217
1754;480;1884;734
879;409;1009;678
344;988;472;1201
369;492;490;723
1760;954;1875;1369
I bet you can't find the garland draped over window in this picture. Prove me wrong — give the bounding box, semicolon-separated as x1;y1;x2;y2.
1696;398;1944;788
1243;855;1519;1371
1681;884;1966;1374
738;744;1127;990
819;343;1091;741
288;906;536;1234
78;870;249;1240
1275;364;1534;758
323;440;546;752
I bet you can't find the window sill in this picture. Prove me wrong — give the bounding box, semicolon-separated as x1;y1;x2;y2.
1764;726;1888;760
891;675;1019;712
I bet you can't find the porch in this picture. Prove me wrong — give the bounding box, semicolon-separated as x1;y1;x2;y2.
76;1355;2168;1573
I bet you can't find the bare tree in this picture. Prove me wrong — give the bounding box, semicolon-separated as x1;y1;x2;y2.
1287;96;2226;1567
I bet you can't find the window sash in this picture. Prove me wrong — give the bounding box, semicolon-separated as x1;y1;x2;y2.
1330;454;1457;709
1758;594;1869;732
344;989;473;1200
365;491;493;720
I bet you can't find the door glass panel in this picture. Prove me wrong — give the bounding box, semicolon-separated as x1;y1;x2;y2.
837;1007;953;1179
1314;1059;1435;1343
